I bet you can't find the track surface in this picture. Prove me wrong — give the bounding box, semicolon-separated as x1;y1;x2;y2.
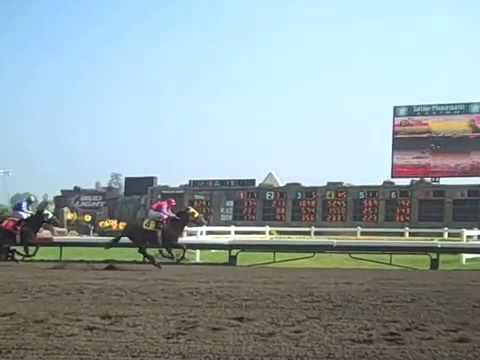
1;264;480;359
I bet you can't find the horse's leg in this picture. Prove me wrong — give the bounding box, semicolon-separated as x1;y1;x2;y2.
159;229;175;259
169;244;187;262
104;234;122;250
22;244;30;257
8;249;19;263
138;247;161;269
19;231;30;257
137;247;147;262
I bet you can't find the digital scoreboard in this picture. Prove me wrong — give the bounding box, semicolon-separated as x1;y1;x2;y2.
291;191;318;222
262;191;287;222
323;190;348;222
353;191;379;223
385;190;412;223
233;191;257;221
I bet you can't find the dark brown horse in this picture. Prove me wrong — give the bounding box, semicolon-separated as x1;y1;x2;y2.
104;207;206;268
0;209;60;261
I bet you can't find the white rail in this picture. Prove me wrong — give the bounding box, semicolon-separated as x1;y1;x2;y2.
42;226;480;265
461;228;480;264
181;225;471;263
182;225;463;241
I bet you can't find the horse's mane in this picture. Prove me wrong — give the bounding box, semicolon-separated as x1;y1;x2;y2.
175;208;190;216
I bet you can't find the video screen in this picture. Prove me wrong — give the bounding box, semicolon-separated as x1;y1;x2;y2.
392;102;480;178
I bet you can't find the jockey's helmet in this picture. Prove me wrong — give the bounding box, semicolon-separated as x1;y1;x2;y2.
167;198;177;207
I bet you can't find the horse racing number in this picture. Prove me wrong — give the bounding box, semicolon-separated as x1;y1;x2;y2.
322;191;348;222
262;191;286;222
291;191;317;222
233;191;257;221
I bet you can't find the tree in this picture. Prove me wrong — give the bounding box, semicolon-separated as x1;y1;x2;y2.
38;193;53;212
108;172;123;192
0;204;10;217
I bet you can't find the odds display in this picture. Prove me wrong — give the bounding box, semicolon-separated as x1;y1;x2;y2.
234;191;257;221
262;191;287;222
353;191;379;223
323;191;348;222
291;191;317;222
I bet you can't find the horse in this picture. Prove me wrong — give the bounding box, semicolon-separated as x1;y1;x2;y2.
104;206;207;268
0;209;60;261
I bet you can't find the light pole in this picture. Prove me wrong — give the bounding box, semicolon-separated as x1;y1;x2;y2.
0;169;12;205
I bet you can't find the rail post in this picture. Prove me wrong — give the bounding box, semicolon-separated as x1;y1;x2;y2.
461;229;467;265
310;226;315;239
356;226;362;239
404;227;410;239
230;225;235;240
265;225;270;240
443;227;449;240
430;253;440;270
474;228;479;241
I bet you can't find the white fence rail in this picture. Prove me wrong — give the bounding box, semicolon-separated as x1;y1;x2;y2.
182;225;463;241
182;225;477;263
461;229;480;264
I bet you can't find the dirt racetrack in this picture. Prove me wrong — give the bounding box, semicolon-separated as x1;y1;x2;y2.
1;263;480;360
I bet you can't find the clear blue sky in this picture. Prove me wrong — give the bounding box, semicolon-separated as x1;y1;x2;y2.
1;0;479;203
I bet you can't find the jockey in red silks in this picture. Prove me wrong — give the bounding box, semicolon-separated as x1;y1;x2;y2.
149;198;179;226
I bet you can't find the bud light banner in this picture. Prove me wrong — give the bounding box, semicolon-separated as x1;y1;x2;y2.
72;194;106;209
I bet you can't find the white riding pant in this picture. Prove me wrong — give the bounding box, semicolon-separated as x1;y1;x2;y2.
148;209;168;221
12;211;31;220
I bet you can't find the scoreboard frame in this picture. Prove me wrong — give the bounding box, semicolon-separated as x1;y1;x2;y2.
146;180;480;228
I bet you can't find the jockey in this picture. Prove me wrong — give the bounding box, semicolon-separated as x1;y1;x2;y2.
149;198;179;225
12;195;36;220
